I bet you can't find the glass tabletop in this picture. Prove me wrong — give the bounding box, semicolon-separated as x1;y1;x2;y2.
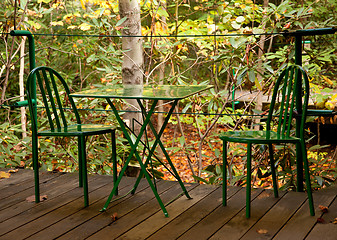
70;84;213;100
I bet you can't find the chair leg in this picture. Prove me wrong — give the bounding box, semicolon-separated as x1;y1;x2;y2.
269;144;279;198
246;143;252;218
79;136;89;207
111;130;118;196
222;141;227;206
78;137;83;188
32;134;40;203
296;142;304;192
301;141;315;216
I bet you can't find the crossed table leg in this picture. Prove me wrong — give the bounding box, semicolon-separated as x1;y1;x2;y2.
100;98;191;217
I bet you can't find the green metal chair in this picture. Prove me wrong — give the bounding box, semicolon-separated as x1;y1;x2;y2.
220;64;314;218
26;66;117;207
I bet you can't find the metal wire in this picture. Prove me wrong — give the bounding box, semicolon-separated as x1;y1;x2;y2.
2;31;285;38
0;103;269;117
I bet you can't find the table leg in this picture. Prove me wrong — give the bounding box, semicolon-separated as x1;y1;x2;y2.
101;98;169;217
132;99;191;200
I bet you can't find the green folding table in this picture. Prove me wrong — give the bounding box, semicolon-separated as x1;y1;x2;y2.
71;84;213;217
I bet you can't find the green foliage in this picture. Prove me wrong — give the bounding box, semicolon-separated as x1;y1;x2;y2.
0;121;29;168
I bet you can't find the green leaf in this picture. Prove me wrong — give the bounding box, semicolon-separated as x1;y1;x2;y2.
214;148;220;158
266;65;274;74
20;0;28;9
192;175;208;184
116;17;127;27
308;145;330;151
315;176;324;186
229;37;247;49
248;69;255;83
179;136;185;147
182;102;192;113
237;67;248;85
157;7;169;18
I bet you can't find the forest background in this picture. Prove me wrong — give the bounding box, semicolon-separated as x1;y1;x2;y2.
1;0;337;191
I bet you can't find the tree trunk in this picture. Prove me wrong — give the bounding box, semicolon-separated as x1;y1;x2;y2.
119;0;144;177
157;3;167;159
19;37;27;138
119;0;143;134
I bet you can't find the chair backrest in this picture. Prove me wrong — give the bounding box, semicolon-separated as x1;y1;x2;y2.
26;66;81;133
266;65;310;138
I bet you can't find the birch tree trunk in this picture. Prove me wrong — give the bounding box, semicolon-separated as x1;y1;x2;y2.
119;0;144;177
19;37;27;138
157;5;167;159
119;0;143;134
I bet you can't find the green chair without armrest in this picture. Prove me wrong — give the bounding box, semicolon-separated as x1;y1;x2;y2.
26;66;118;207
220;64;314;218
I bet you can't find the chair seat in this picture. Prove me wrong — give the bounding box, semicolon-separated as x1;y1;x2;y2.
219;130;300;144
38;124;115;137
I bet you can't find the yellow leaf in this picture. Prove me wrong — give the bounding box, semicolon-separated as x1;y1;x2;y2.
257;228;268;234
322;75;334;85
331;94;337;102
80;0;86;10
275;13;281;20
255;78;262;91
0;171;11;179
325;102;335;110
50;21;64;26
79;23;91;31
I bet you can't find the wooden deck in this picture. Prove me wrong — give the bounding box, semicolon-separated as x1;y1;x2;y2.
1;169;337;240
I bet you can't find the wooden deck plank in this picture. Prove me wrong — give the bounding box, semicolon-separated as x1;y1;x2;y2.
85;182;198;240
0;172;86;223
178;188;264;240
240;191;307;240
0;173;105;237
0;171;61;207
273;189;337;240
115;184;218;240
22;176;138;240
209;189;287;240
26;177;152;239
0;169;34;192
306;194;337;240
59;179;182;240
1;170;337;240
147;186;241;240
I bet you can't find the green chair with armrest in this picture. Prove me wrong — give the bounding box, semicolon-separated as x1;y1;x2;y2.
26;66;117;207
220;64;314;218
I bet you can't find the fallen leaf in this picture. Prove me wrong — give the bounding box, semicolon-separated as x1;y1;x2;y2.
111;212;118;222
0;171;11;179
330;218;337;224
317;217;325;223
319;205;329;213
257;229;268;234
26;195;48;202
8;169;18;173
